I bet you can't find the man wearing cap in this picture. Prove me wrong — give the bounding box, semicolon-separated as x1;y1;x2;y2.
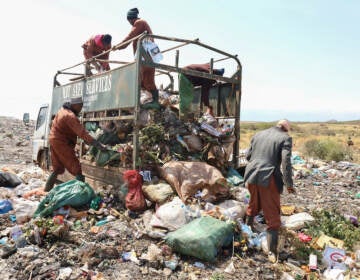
243;119;296;263
45;97;106;191
82;34;112;75
116;8;160;109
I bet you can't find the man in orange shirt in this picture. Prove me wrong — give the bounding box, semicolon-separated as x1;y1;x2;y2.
45;97;106;191
82;34;112;75
116;8;160;109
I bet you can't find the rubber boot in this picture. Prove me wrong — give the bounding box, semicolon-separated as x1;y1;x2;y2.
142;89;160;110
267;229;279;263
245;215;255;231
44;172;58;192
75;174;85;182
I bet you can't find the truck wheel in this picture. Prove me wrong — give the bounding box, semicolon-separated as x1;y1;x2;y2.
39;150;49;171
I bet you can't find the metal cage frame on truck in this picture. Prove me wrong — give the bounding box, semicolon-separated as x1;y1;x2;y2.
40;33;243;187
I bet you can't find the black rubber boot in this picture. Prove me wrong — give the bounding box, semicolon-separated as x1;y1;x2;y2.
44;172;58;192
75;174;85;182
245;215;255;231
267;229;279;263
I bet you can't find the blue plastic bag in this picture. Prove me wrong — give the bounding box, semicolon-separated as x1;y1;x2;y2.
0;199;13;214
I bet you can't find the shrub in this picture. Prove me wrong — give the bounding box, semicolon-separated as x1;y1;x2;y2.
303;139;352;162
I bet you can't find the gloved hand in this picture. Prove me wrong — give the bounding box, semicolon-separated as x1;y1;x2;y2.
287;186;296;194
91;140;108;151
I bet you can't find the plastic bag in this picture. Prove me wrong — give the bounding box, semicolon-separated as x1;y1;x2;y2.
0;199;13;214
142;41;163;63
11;197;39;223
0;172;22;188
140;89;153;105
150;197;188;231
34;180;95;218
123;170;146;212
165;216;233;262
95;149;120;167
226;167;244;186
283;212;315;230
142;183;174;205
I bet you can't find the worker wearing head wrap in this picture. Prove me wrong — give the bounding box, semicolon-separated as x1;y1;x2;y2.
45;97;106;191
116;8;159;109
243;119;296;263
82;34;112;74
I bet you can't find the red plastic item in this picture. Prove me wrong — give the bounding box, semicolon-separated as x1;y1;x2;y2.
53;215;64;225
123;170;146;212
298;232;312;243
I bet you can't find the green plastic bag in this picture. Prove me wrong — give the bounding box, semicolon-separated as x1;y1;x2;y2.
34;180;95;218
165;216;234;262
226;167;244;186
178;74;194;115
85;122;99;132
95;150;120;167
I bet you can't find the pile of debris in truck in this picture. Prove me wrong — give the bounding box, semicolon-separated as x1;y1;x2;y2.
84;90;236;172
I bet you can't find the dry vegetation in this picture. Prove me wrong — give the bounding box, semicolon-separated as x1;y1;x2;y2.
239;120;360;163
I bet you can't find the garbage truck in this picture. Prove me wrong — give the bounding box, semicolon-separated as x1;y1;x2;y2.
32;33;244;188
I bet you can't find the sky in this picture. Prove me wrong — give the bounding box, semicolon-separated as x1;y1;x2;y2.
0;0;359;122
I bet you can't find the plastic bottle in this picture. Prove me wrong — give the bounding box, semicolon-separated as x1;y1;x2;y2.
10;225;26;248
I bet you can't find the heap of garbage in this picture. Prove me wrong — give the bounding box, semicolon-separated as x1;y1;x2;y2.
0;116;33;164
83;90;236;174
1;111;360;279
1;152;360;279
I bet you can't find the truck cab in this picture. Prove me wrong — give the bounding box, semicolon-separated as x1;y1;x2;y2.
32;104;51;170
33;33;243;187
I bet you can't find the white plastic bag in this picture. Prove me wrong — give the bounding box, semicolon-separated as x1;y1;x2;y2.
142;41;163;63
283;212;315;230
150;197;187;231
10;197;39;224
140;89;153;105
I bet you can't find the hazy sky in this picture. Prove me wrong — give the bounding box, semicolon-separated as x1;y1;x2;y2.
0;0;359;121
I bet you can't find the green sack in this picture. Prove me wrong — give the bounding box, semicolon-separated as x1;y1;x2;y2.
178;74;194;115
34;180;95;218
165;216;233;262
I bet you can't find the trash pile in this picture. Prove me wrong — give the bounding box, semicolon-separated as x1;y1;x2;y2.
1;115;360;279
0;116;34;165
83;94;236;174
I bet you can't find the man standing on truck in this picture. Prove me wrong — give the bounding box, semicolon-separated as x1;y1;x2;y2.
82;34;112;75
181;63;225;109
45;97;106;191
116;8;160;110
243;119;296;263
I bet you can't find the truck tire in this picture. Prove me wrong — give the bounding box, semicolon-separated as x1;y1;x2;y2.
38;150;49;171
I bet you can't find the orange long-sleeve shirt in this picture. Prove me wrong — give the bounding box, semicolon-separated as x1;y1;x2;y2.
82;35;111;70
118;19;153;54
49;107;94;146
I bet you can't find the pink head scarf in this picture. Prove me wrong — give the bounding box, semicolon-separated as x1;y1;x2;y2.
94;35;104;48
